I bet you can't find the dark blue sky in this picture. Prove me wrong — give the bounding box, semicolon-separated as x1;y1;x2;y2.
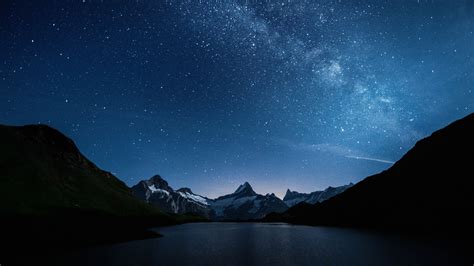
1;0;473;198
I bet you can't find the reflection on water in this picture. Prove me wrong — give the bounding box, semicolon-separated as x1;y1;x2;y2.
54;223;470;266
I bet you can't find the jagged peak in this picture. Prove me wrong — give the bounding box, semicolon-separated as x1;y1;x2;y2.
148;174;166;183
149;174;164;180
234;181;256;196
283;189;303;201
146;175;172;190
241;181;251;187
267;192;276;197
235;181;250;192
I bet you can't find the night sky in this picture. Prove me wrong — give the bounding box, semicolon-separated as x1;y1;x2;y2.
1;0;473;198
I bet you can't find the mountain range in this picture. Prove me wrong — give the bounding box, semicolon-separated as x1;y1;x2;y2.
0;122;350;227
132;175;350;221
131;175;213;218
264;113;474;235
283;183;353;207
1;111;472;252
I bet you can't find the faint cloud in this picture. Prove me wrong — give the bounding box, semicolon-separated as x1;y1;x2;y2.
276;139;394;165
344;155;394;164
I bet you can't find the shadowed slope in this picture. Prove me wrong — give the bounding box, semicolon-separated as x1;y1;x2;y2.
0;124;201;265
0;124;165;217
265;113;474;235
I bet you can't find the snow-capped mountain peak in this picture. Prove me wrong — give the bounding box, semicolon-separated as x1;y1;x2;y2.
209;182;288;220
176;188;210;206
131;175;212;216
146;175;173;191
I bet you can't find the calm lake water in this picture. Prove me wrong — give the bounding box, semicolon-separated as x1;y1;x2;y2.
53;223;470;266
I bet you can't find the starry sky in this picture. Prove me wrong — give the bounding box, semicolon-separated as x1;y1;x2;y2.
1;0;473;198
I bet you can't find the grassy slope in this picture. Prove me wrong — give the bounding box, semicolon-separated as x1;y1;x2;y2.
0;124;165;217
0;124;205;265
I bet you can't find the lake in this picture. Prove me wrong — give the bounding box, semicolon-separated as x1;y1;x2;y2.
53;223;470;266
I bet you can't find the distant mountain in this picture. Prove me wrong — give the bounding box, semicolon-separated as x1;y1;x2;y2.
131;175;212;218
283;183;353;207
132;179;289;220
265;113;474;235
210;182;288;221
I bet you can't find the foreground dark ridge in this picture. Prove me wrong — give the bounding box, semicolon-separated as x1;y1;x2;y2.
0;124;164;216
264;113;474;236
0;124;204;264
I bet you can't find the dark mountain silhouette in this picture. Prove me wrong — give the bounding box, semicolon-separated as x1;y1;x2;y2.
0;124;166;217
0;124;200;264
264;113;474;235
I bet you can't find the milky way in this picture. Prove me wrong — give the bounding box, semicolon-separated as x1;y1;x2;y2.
1;0;473;198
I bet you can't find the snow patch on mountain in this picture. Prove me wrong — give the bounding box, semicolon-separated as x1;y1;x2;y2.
178;191;209;206
148;184;170;196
